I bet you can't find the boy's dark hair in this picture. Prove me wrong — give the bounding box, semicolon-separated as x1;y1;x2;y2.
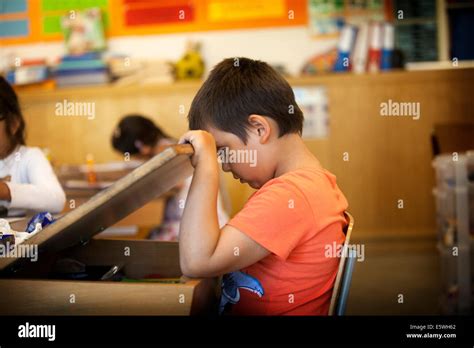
188;57;303;143
111;114;170;155
0;76;26;155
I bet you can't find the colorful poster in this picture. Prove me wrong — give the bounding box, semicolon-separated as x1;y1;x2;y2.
308;0;387;37
0;0;307;45
308;0;345;37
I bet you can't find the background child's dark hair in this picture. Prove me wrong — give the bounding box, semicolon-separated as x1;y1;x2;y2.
188;57;304;143
0;76;26;154
111;114;170;155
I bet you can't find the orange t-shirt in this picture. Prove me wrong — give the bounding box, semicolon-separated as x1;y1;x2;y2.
224;167;348;315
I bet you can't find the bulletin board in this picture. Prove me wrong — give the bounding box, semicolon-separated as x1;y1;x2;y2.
0;0;308;45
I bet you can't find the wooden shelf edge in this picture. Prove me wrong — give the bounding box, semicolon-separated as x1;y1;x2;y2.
15;67;474;100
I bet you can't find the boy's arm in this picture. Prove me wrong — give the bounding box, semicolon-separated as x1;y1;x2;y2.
178;131;270;278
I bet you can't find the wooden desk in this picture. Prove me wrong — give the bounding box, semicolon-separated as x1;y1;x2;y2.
63;189;167;239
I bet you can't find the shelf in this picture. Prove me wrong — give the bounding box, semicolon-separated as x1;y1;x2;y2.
15;79;202;101
15;67;474;101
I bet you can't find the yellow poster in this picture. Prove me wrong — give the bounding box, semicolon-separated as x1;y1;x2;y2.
208;0;286;22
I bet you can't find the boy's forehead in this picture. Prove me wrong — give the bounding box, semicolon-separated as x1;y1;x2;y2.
206;126;235;144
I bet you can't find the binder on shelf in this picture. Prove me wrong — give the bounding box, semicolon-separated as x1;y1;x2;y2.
351;22;369;74
333;25;356;72
366;22;382;73
381;23;394;70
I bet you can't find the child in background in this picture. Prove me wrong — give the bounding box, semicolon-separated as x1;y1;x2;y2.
111;114;229;241
178;58;348;315
0;77;66;215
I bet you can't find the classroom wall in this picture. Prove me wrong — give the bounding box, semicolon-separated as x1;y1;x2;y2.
0;26;338;75
3;25;335;228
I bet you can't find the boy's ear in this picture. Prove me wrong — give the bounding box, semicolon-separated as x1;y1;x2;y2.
248;114;271;144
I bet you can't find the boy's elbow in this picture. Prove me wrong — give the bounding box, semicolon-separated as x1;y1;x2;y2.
180;258;201;278
180;257;213;278
181;264;197;278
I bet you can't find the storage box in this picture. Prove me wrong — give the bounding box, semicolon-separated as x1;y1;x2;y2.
0;145;219;315
432;151;474;313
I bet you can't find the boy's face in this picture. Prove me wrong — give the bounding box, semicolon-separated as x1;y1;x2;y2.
207;124;276;190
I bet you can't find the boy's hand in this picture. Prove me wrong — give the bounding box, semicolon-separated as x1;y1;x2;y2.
178;130;271;278
178;130;217;168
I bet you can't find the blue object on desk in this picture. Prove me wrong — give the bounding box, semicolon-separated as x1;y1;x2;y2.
26;212;56;233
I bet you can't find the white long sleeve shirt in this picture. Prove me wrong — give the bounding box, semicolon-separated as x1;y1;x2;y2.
0;146;66;214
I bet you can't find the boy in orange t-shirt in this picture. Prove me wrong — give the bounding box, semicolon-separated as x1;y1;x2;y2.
178;57;348;315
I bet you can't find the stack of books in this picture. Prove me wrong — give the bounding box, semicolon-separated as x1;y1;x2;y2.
334;21;395;73
6;58;49;85
54;52;109;87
